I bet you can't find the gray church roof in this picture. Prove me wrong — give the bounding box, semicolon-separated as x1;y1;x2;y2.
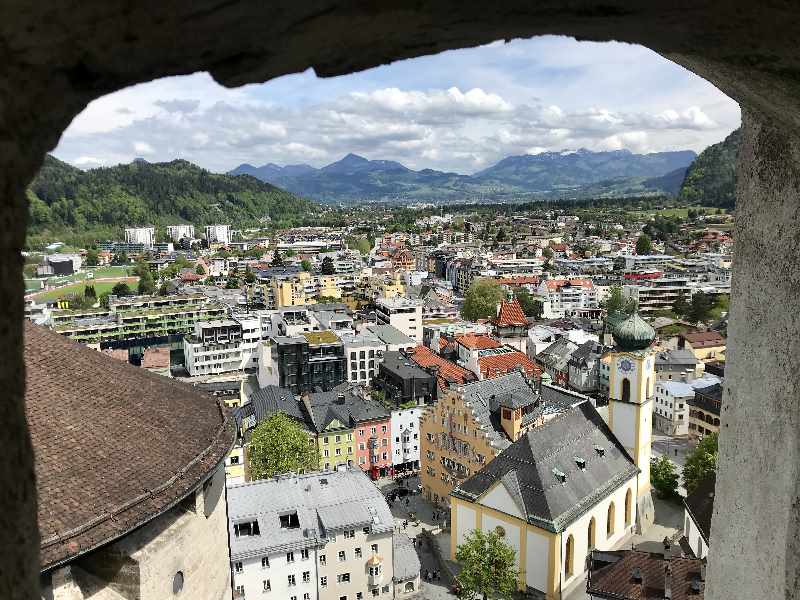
452;402;639;533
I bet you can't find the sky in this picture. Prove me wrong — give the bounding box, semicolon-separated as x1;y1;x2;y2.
52;35;740;175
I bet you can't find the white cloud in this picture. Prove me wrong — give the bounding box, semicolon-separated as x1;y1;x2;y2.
133;141;155;155
53;36;740;174
73;156;106;166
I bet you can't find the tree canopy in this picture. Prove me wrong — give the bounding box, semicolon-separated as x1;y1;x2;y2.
650;455;680;499
688;291;714;324
248;412;320;481
321;256;336;275
636;233;653;255
454;529;518;600
683;432;718;494
462;278;505;321
513;287;543;319
111;282;132;296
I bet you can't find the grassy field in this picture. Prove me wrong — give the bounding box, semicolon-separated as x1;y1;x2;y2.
32;278;136;302
86;265;132;278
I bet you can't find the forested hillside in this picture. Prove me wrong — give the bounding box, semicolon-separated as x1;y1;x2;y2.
677;128;741;209
27;155;317;245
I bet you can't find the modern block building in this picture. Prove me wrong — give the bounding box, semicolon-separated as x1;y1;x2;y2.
125;225;156;246
228;467;419;600
166;223;195;241
375;297;423;343
259;331;347;394
206;224;231;245
184;319;244;376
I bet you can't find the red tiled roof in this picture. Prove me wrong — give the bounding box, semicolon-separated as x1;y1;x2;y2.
408;346;476;387
588;550;705;600
478;351;541;379
439;337;454;353
682;330;726;348
25;323;235;569
495;276;540;286
180;272;203;282
102;348;129;362
542;278;594;291
492;299;528;327
455;334;502;350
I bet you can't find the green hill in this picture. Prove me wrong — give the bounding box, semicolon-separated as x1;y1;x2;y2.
677;128;741;209
27;155;318;246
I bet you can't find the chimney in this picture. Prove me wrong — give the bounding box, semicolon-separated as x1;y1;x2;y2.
336;392;346;405
700;560;707;581
662;536;672;561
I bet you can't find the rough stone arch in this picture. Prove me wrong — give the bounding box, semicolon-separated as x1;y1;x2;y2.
2;4;800;600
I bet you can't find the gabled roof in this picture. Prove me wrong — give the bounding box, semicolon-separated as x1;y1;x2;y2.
455;334;502;350
478;351;540;380
408;345;476;387
684;472;716;544
453;402;638;532
587;550;705;599
248;385;310;430
492;299;528;327
681;330;726;348
26;322;235;571
542;278;593;291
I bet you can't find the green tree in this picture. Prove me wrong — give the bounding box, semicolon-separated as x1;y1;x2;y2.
85;248;99;266
321;256;336;275
454;529;517;600
542;246;554;261
602;285;636;315
650;455;680;499
111;282;132;296
158;282;169;296
272;250;284;267
248;413;320;480
137;270;155;295
99;291;111;308
683;432;718;494
244;268;256;284
83;284;97;300
513;287;543;319
672;293;690;317
226;276;240;289
688;291;714;324
301;259;312;272
636;233;652;255
495;228;507;242
462;278;505;321
195;263;206;275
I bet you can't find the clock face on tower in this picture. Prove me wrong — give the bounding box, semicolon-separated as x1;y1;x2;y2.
618;358;635;373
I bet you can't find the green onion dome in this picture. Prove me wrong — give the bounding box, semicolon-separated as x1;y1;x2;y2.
612;312;655;351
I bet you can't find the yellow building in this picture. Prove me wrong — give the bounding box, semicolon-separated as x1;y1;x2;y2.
420;371;551;506
450;402;639;599
449;313;655;599
679;330;726;364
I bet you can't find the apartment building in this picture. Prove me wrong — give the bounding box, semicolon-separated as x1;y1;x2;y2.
654;349;703;382
341;331;385;386
49;293;226;345
258;331;347;394
688;382;723;442
206;224;231;245
375;351;438;407
537;278;598;319
375;297;423;343
622;277;692;316
229;467;419;600
454;334;539;381
653;380;694;436
124;226;155;246
615;253;674;272
391;407;421;474
166;224;195;241
184;320;244;376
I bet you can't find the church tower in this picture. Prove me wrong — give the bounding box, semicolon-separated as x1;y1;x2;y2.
606;312;656;530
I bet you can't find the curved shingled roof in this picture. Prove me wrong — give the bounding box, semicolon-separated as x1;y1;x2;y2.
25;323;236;571
612;312;655;351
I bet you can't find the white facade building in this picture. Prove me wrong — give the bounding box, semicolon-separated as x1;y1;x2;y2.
166;224;195;241
184;320;244;377
206;224;232;245
653;380;694;436
390;407;421;472
342;331;386;387
375;298;423;343
125;226;155;246
537;278;598;319
228;467;419;600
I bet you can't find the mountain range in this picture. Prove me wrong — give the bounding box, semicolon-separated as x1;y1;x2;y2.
230;148;697;203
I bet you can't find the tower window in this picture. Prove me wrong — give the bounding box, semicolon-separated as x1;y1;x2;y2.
621;378;631;403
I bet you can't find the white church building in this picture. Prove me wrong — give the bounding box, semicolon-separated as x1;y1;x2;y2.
449;313;656;599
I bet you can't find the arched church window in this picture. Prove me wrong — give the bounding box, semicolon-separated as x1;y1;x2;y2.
565;534;574;577
587;517;596;551
625;489;632;526
607;502;616;537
